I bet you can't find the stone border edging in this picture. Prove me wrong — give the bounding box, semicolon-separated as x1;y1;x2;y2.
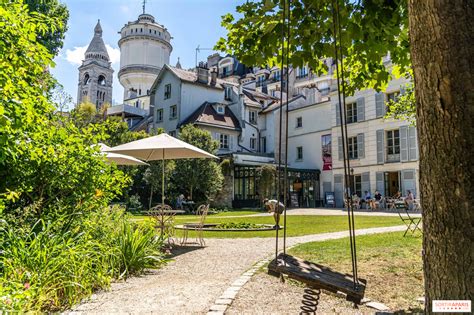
207;258;271;314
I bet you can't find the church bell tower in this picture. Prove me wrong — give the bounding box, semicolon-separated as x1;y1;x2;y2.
77;20;114;110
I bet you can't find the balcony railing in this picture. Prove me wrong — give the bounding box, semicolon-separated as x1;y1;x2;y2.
386;153;401;163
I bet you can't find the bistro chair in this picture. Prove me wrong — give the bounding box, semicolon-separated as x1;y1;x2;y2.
179;204;210;246
397;206;422;237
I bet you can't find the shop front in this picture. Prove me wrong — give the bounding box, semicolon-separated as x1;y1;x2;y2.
288;169;321;208
232;164;321;208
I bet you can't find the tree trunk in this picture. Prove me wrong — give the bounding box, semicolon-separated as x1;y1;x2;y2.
408;1;474;312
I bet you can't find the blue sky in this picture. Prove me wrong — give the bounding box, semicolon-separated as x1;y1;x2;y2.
50;0;242;107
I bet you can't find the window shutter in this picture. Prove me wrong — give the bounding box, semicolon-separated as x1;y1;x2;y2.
376;172;385;196
334;174;344;207
376;129;385;164
357;133;365;158
356;97;365;121
400;126;409;162
408;126;418;161
375;92;385;118
335;102;341;126
401;169;416;197
229;135;234;150
361;172;371;195
338;136;343;160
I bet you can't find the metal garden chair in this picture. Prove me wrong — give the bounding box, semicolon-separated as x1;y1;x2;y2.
180;204;209;246
397;206;422;236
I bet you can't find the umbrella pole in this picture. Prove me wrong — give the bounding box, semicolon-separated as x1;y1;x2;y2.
162;148;165;208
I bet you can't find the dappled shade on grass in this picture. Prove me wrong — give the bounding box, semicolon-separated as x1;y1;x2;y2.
288;232;423;312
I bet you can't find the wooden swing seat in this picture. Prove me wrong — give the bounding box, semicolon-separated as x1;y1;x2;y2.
268;253;366;304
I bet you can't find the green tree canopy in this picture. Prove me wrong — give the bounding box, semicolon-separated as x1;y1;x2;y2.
216;0;410;94
25;0;69;56
0;1;62;164
172;125;223;202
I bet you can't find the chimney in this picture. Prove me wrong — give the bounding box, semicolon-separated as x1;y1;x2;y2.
197;61;209;84
210;69;217;86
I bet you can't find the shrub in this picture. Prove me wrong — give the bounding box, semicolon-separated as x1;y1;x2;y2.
115;221;165;278
0;207;166;312
127;194;143;212
0;221;110;311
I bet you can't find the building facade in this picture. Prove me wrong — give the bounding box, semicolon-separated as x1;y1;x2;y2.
330;77;418;207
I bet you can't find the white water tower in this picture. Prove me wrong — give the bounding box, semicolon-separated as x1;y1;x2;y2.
118;12;172;101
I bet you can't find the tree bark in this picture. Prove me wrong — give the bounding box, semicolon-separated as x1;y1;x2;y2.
408;1;474;312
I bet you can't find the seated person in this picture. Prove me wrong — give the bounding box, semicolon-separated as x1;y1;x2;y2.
405;190;414;209
264;198;285;228
374;190;383;208
351;193;360;209
393;190;402;199
364;190;376;210
176;194;185;209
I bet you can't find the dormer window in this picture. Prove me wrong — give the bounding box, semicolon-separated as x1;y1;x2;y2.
224;86;232;100
273;70;281;81
216;105;225;115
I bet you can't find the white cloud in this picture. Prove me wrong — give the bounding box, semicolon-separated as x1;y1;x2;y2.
65;46;87;66
106;45;120;64
65;44;120;65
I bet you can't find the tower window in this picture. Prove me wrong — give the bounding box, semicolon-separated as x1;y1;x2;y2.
154;30;156;34
83;73;90;85
98;75;106;86
141;28;143;32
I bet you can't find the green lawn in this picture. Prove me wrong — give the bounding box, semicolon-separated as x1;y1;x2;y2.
131;209;262;222
211;210;263;216
159;215;404;238
288;232;423;311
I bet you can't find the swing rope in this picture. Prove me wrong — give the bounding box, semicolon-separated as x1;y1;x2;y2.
283;0;291;255
331;0;359;288
274;0;287;262
273;0;360;290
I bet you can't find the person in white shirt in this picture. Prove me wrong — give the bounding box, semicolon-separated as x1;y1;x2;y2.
263;198;285;228
405;190;414;209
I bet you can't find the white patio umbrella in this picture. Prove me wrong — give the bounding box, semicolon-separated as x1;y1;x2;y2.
106;133;218;207
97;143;149;166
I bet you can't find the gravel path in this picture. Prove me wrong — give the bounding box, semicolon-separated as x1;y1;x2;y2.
70;225;405;314
227;272;372;315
